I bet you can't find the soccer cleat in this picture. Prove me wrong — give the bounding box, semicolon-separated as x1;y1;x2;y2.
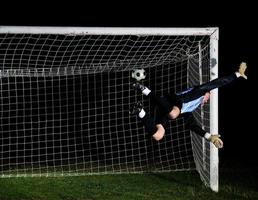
132;82;146;92
129;101;143;115
238;62;247;79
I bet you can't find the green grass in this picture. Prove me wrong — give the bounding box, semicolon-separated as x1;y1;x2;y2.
0;168;257;200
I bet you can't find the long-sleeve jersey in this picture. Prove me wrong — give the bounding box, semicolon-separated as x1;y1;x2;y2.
176;88;204;114
183;113;206;137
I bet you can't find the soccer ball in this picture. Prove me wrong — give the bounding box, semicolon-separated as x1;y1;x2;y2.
131;69;146;81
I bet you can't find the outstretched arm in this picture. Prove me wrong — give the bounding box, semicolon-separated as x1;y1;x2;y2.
179;62;248;103
185;113;223;148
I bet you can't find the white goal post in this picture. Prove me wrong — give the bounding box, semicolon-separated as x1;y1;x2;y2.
0;26;219;191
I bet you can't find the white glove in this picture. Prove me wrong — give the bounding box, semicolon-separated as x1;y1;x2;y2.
209;134;223;148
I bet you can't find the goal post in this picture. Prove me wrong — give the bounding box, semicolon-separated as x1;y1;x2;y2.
209;30;219;192
0;26;219;191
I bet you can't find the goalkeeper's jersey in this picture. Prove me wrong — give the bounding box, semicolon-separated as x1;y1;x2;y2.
176;88;204;114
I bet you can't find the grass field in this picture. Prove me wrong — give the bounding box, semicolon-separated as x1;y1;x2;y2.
0;164;257;200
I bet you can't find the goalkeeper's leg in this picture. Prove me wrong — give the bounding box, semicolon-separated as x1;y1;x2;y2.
130;102;165;141
132;82;173;114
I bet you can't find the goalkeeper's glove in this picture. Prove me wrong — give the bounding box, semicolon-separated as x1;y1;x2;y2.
204;133;223;148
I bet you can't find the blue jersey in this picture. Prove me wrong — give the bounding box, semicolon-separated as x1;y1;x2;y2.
176;88;204;114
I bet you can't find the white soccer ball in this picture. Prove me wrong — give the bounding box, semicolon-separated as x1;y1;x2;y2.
131;69;146;81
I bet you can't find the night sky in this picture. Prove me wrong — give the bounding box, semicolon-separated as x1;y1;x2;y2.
0;3;257;167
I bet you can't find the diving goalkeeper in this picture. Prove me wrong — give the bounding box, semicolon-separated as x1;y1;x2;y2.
130;62;248;148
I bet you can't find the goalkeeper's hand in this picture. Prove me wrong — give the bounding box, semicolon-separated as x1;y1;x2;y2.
208;134;223;148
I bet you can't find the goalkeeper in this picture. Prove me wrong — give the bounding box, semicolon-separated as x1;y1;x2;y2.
130;62;248;148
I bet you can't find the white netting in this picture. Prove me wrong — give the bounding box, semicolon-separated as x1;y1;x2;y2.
0;27;218;191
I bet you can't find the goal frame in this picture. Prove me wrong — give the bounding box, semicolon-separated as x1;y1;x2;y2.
0;26;219;191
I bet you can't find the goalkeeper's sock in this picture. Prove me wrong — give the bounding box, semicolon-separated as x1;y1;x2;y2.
138;109;146;118
142;88;151;96
132;82;151;96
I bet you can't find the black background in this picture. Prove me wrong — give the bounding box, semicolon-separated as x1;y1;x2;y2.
0;2;257;168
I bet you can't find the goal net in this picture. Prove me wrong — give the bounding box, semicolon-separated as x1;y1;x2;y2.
0;27;219;191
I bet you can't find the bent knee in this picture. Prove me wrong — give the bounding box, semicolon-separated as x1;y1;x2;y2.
152;124;165;141
168;106;180;119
